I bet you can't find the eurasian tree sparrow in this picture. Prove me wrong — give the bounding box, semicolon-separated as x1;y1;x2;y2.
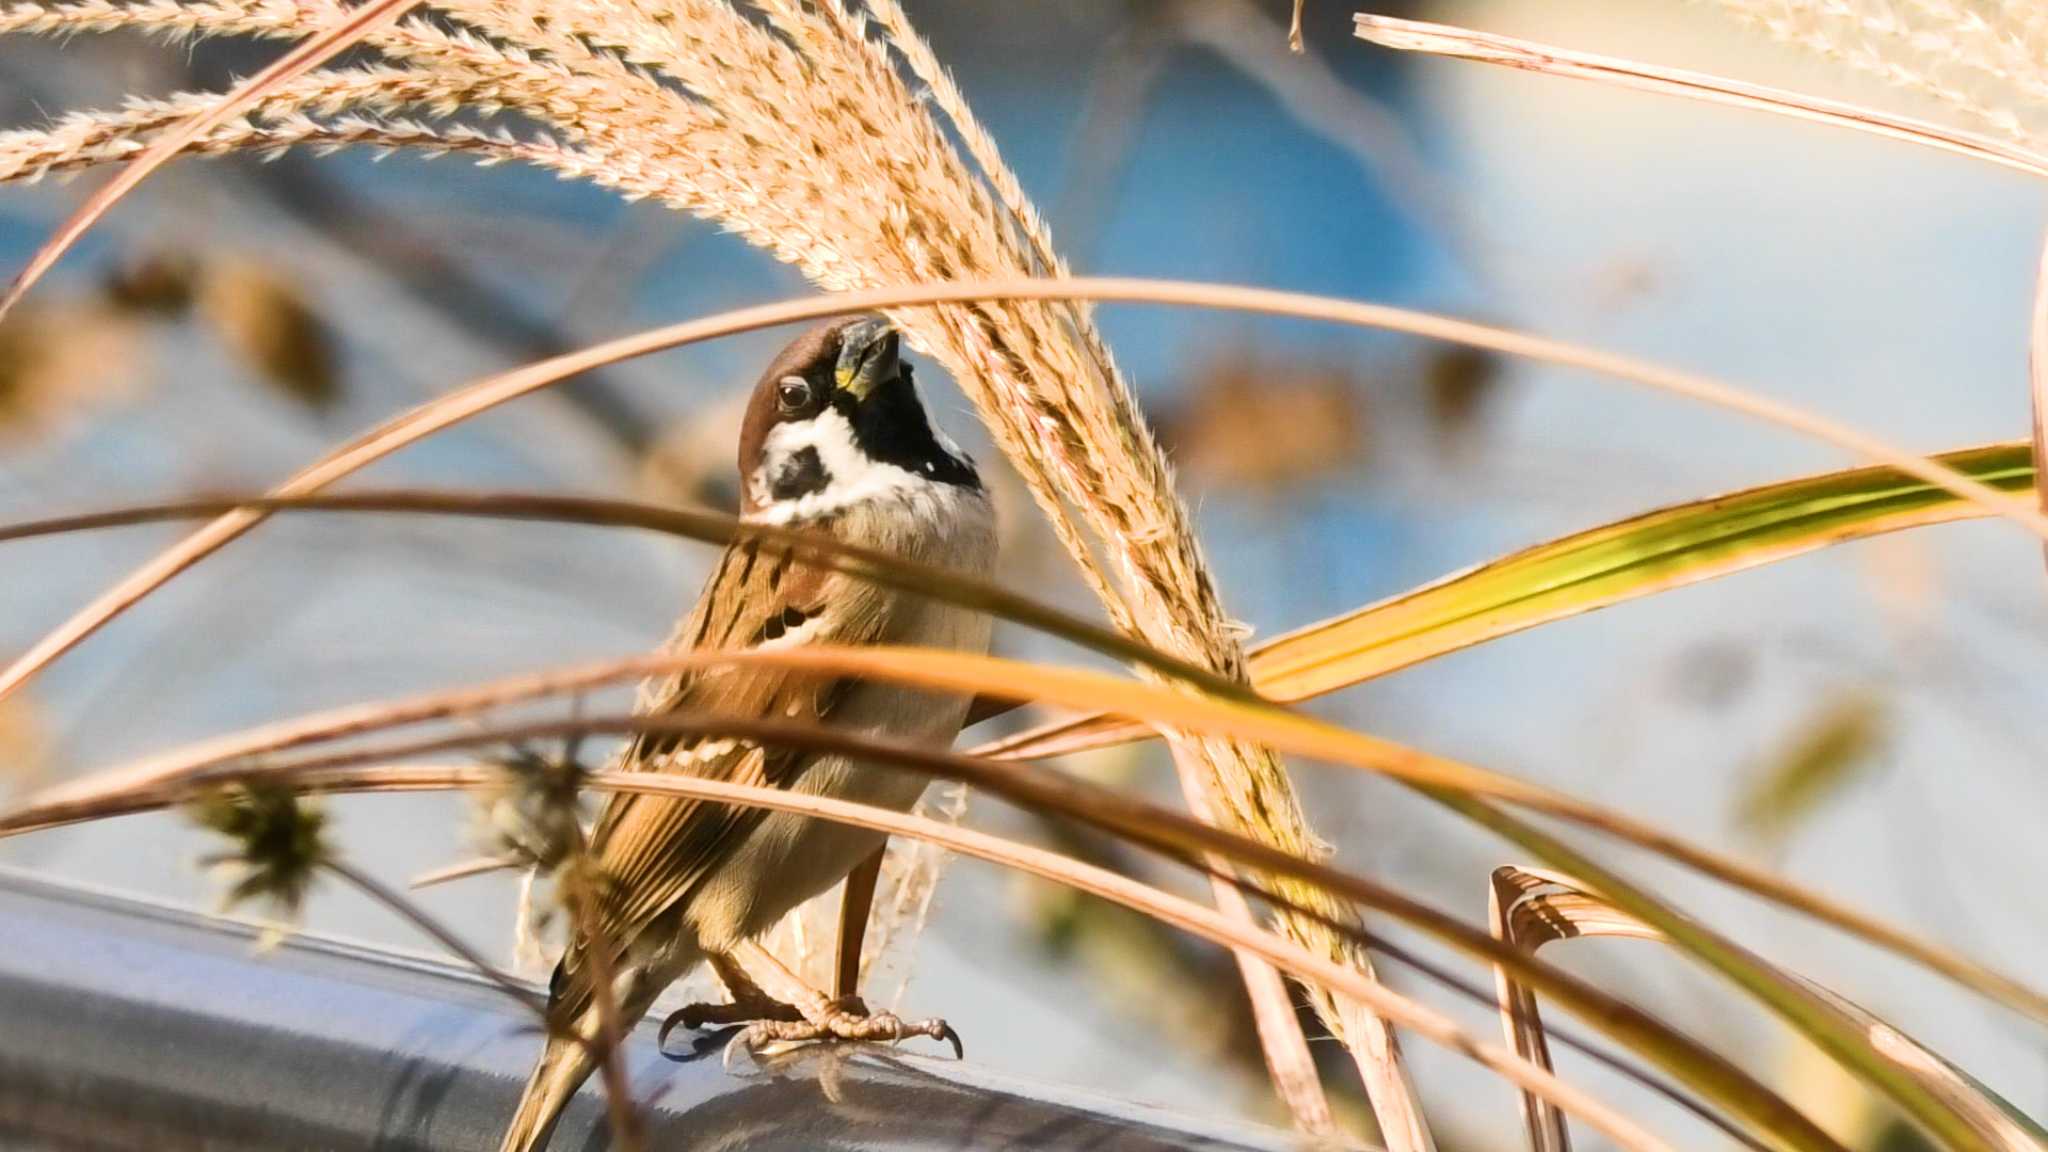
500;316;996;1152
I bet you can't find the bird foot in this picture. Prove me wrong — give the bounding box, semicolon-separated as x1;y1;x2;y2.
658;993;803;1049
726;999;963;1065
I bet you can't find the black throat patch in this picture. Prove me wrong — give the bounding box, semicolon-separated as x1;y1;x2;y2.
768;445;829;500
836;364;981;490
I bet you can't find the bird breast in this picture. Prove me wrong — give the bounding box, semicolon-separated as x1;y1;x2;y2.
686;486;996;951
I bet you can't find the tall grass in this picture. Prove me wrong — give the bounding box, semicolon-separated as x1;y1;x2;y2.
0;2;2044;1151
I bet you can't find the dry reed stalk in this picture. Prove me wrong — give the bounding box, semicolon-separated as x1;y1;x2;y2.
1352;14;2048;178
0;273;2039;545
32;753;1688;1152
1175;757;1338;1136
0;0;427;320
1353;10;2048;569
11;573;2035;1034
3;0;1414;1124
1484;867;2041;1152
0;680;1885;1150
1707;0;2048;144
10;1;2048;1129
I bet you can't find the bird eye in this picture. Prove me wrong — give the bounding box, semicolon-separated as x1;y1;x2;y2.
776;376;814;415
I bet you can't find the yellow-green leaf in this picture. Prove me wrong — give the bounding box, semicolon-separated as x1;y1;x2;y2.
1736;691;1888;846
982;441;2032;761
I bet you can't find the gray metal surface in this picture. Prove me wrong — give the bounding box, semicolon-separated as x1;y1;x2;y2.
0;868;1293;1152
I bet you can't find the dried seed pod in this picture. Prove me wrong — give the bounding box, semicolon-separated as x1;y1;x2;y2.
475;741;591;877
197;257;339;410
0;299;145;445
187;780;332;919
1423;343;1501;445
1736;692;1889;847
103;250;199;316
1160;351;1367;492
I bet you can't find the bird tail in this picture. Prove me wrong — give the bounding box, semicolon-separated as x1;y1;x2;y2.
498;1031;597;1152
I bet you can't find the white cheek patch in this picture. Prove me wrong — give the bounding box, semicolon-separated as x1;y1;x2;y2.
747;408;931;524
757;609;827;650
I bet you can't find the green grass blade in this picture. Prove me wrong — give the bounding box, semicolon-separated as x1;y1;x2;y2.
1442;793;1999;1152
1258;440;2032;699
986;441;2033;759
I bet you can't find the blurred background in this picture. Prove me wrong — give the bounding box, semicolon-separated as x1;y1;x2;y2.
2;1;2045;1147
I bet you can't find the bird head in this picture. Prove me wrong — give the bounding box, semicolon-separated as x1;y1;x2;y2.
737;316;980;518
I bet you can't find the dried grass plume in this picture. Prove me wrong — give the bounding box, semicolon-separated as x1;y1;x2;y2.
0;0;1423;1137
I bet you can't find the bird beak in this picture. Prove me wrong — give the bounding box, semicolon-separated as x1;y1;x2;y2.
834;318;900;400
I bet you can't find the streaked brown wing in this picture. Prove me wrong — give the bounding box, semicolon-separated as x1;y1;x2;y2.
552;531;897;1010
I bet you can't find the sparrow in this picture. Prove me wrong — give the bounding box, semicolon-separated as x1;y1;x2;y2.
500;316;997;1152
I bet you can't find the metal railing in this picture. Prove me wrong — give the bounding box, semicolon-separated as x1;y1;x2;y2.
0;868;1290;1151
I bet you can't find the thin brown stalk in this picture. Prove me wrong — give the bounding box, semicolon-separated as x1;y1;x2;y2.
331;762;1712;1147
9;619;2043;1033
1350;13;2048;178
0;488;1238;699
6;275;2043;717
4;758;1683;1152
5;482;2037;1031
322;855;547;1018
0;691;1902;1152
0;0;428;320
5;278;2025;1139
560;854;644;1152
0;652;1705;837
413;852;518;888
1175;757;1340;1138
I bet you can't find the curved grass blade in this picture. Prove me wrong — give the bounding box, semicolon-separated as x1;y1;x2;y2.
1439;792;1992;1152
976;446;2048;1031
24;758;1681;1152
0;0;425;320
0;488;1245;701
8;715;1836;1152
6;278;2044;711
1487;868;2047;1152
5;642;2000;1149
1253;442;2030;701
1349;14;2048;180
982;441;2031;752
638;647;2009;1152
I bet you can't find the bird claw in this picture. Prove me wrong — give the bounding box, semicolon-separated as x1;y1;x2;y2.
722;1006;965;1065
658;994;802;1049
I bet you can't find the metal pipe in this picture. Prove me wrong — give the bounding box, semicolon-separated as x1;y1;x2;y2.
0;868;1289;1151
